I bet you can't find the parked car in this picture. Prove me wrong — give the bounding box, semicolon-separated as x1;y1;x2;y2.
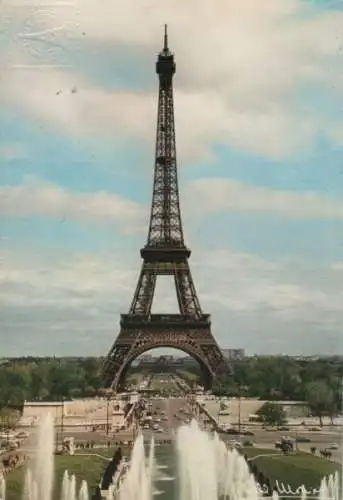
16;431;29;439
243;440;254;447
327;443;339;450
296;436;311;443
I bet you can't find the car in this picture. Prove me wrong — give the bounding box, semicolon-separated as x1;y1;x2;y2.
327;443;339;450
16;431;29;439
243;440;254;447
233;441;242;448
8;440;19;450
296;436;311;443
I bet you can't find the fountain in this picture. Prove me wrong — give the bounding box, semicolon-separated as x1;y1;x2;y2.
107;420;342;500
177;421;260;500
116;434;155;500
0;415;341;500
78;480;89;500
0;472;5;500
34;412;55;500
0;414;90;500
60;471;70;500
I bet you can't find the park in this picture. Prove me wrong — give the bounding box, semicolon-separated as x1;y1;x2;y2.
0;357;342;499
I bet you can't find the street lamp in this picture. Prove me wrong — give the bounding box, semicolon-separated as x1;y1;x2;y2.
55;399;64;453
56;423;58;454
238;393;241;435
106;396;111;436
56;398;65;453
237;385;246;435
61;398;65;436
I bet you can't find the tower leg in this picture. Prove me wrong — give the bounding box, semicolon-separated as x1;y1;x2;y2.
129;264;157;315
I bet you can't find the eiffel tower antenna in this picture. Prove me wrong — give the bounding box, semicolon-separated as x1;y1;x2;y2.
164;24;168;50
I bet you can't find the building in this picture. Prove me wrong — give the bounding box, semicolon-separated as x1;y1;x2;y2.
19;397;133;431
221;349;245;361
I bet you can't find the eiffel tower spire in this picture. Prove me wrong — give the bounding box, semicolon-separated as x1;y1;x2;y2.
164;23;168;51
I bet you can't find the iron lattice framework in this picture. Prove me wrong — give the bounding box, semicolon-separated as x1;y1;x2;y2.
102;26;229;392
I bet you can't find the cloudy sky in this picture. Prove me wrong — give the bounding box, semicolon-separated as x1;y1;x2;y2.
1;0;343;357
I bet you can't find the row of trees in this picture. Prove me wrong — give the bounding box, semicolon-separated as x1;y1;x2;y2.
0;356;341;425
212;356;342;425
0;357;103;411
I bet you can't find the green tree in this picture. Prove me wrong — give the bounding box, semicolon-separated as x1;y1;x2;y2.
256;402;287;426
0;408;21;432
305;380;335;426
30;364;50;400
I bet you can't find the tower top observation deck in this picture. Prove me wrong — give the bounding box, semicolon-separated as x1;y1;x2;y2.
156;24;175;80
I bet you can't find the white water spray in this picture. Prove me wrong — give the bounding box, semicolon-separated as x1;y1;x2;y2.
60;471;70;500
106;420;341;500
78;480;89;500
0;415;90;500
0;472;6;500
116;434;155;500
177;421;259;500
68;474;77;500
33;413;55;500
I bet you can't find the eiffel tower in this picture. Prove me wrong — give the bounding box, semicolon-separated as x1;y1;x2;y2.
102;26;228;392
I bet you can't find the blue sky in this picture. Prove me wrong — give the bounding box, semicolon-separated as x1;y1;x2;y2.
1;0;343;357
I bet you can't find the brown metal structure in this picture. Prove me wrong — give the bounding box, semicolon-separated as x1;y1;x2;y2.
102;26;229;392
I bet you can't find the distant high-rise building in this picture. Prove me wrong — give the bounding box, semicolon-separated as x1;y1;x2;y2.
221;349;245;361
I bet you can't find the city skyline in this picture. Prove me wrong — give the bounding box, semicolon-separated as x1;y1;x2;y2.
1;0;343;356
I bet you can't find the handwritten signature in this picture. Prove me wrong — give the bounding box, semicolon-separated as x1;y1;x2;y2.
257;480;324;496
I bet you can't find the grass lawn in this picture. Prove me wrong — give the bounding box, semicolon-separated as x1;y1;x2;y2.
241;447;341;490
126;372;145;385
176;369;198;382
5;445;341;499
5;448;128;500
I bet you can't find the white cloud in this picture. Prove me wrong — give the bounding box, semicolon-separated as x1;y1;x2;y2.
0;179;144;230
0;246;342;356
331;261;343;271
3;178;343;226
0;143;25;161
186;178;343;220
1;0;342;160
1;0;343;357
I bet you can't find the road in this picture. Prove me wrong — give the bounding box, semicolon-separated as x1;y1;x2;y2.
216;426;342;463
13;407;339;464
145;372;190;395
140;397;189;440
